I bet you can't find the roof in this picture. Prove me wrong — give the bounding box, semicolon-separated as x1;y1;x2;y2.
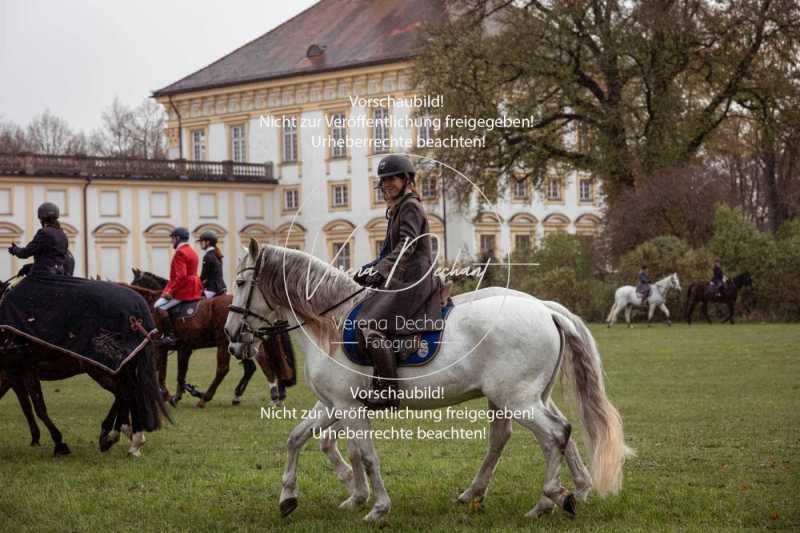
153;0;446;97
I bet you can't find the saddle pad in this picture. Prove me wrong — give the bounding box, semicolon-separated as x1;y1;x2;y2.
169;300;201;321
341;301;455;367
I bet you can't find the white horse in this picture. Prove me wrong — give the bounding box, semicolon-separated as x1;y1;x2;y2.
606;273;681;328
225;241;632;522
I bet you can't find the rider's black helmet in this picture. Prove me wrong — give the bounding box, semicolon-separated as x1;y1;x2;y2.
198;230;218;245
170;227;190;241
377;155;415;181
37;202;60;221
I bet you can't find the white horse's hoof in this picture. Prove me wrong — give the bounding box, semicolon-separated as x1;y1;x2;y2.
363;505;390;522
457;488;484;504
120;424;133;440
272;400;284;408
525;499;555;518
232;396;241;405
575;484;592;502
338;495;367;510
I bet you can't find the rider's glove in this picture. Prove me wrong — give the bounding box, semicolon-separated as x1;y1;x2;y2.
364;272;385;288
18;263;32;277
8;243;20;256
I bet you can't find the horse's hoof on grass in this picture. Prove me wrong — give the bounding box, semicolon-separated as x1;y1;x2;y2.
525;501;554;518
338;495;367;510
363;506;389;522
232;396;241;406
53;442;71;456
30;439;40;447
279;497;298;517
196;399;206;408
99;430;120;452
562;493;577;518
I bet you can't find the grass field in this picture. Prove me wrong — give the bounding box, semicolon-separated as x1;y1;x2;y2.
0;323;798;532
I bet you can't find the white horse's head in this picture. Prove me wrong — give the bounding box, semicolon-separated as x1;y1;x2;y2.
225;239;278;359
670;272;682;292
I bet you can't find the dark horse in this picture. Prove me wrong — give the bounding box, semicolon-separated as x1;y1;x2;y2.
129;269;286;407
0;278;168;456
686;272;753;324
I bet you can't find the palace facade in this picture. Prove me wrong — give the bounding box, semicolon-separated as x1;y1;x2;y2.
1;0;601;285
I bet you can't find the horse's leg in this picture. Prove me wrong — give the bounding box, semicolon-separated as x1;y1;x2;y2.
703;301;712;324
233;358;257;405
174;348;192;403
458;400;512;505
23;371;69;456
647;303;655;327
514;400;575;519
624;304;633;328
548;400;592;500
8;376;40;446
659;303;671;326
686;293;695;325
318;430;357;497
99;396;122;452
727;301;735;324
347;420;391;522
198;345;230;407
155;346;171;401
279;402;338;517
338;436;370;510
253;349;282;407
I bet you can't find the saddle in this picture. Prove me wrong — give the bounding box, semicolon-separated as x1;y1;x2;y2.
341;300;455;367
168;300;201;322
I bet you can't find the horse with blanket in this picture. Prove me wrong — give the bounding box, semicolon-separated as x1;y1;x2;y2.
0;273;169;456
130;269;294;406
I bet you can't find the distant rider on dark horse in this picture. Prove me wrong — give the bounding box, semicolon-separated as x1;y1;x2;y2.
8;202;71;277
637;264;651;305
153;227;202;346
709;258;726;298
353;154;443;410
197;230;226;299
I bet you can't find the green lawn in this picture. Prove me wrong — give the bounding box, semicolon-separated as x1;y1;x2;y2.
1;323;798;532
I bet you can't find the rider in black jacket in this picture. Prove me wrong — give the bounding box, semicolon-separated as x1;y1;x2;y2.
9;202;70;276
197;230;226;298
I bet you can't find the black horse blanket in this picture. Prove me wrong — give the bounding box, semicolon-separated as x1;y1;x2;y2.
0;274;155;374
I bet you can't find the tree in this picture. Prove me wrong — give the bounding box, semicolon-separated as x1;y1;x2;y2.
95;97;167;158
25;110;85;155
415;0;799;229
0;117;28;154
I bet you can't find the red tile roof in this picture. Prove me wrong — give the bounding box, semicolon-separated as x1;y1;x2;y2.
153;0;446;97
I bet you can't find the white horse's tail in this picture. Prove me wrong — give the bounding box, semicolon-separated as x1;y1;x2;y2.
605;301;618;324
551;313;635;497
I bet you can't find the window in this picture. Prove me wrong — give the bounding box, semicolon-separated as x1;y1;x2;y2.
329;111;347;158
416;113;434;146
546;179;562;201
480;234;496;254
374;239;384;258
99;191;119;216
231;124;246;162
198;193;216;218
512;179;528;200
192;129;206;161
328;181;350;210
284;188;299;211
372;107;389;153
421;176;437;200
332;242;351;271
46;189;67;216
244;194;262;219
150;192;169;218
431;235;439;260
0;189;11;215
370;177;386;207
515;234;531;252
579;178;593;203
282;116;298;163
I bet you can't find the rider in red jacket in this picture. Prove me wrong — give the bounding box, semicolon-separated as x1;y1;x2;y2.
153;227;202;345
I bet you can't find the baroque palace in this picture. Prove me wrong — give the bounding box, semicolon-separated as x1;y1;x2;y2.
0;0;601;285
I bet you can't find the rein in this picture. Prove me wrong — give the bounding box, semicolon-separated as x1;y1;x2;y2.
228;249;367;340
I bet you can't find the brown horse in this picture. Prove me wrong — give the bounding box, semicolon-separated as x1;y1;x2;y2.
127;270;282;407
0;278;168;456
686;272;753;324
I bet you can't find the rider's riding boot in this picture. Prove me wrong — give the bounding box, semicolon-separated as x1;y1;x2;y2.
361;331;399;411
157;311;179;348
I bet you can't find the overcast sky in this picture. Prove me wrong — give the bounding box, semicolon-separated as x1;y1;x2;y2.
0;0;317;132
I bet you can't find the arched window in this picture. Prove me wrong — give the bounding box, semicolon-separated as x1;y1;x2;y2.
575;214;602;237
473;212;503;257
323;219;356;271
542;213;571;237
509;213;538;253
0;222;24;279
193;223;227;248
427;214;445;262
92;222;130;281
239;224;273;247
365;217;388;260
275;222;306;250
143;223;175;278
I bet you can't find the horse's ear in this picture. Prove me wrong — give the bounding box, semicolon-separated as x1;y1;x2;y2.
248;238;259;260
132;267;140;276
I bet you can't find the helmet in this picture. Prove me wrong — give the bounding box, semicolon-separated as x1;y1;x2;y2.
377;155;415;181
198;230;218;244
170;227;190;241
37;202;60;221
